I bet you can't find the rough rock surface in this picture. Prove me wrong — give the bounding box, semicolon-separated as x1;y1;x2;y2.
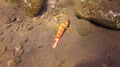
74;0;120;29
22;0;43;17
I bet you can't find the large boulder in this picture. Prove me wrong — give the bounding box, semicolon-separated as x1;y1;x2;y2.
6;0;44;17
74;0;120;29
22;0;43;17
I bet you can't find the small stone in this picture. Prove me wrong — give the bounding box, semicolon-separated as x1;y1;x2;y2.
13;56;22;64
15;42;23;52
10;16;16;22
16;18;23;23
7;60;16;67
14;49;24;56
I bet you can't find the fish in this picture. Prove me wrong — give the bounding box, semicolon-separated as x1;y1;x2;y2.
52;20;70;49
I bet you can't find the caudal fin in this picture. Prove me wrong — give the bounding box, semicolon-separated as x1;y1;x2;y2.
52;38;59;49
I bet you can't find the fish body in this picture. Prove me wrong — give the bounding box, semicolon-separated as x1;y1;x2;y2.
52;20;69;48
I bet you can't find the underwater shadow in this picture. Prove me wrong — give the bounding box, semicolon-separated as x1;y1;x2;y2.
89;20;120;31
37;0;48;16
76;16;120;31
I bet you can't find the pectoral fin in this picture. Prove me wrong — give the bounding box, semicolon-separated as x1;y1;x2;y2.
65;27;72;33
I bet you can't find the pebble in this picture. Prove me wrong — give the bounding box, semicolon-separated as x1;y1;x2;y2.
14;41;24;56
7;60;16;67
10;16;16;22
13;56;21;64
14;42;23;52
14;49;24;56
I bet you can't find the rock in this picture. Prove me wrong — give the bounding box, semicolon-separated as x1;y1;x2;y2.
13;56;22;63
74;0;120;29
14;49;24;56
14;41;23;52
22;0;44;17
14;41;24;56
7;60;16;67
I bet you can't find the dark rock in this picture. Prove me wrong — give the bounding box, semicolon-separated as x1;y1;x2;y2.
22;0;44;17
74;0;120;29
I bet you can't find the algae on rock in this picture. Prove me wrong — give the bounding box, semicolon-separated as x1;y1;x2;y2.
22;0;43;17
74;0;120;29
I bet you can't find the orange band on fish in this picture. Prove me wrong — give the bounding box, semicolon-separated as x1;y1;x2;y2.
52;20;69;49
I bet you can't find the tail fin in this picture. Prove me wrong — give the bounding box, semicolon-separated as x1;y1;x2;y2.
52;38;59;49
